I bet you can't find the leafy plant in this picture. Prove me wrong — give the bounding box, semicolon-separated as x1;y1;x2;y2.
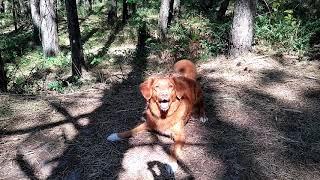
48;81;65;93
255;0;320;55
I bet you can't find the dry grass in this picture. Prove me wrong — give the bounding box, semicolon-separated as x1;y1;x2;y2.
1;53;320;179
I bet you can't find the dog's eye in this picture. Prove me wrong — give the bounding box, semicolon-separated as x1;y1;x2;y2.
169;85;173;88
155;85;160;89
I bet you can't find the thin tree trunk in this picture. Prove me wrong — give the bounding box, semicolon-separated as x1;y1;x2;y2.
56;0;59;34
16;0;22;18
229;0;256;57
0;52;7;92
129;2;136;16
65;0;84;77
3;0;8;12
107;0;117;25
88;0;92;11
30;0;41;44
122;0;128;22
217;0;230;21
39;0;59;57
173;0;180;17
12;0;18;31
201;0;213;10
0;0;5;13
158;0;171;40
25;0;31;18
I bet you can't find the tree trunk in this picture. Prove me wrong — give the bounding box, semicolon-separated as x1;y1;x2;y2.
122;0;128;22
12;0;18;31
88;0;92;11
129;2;136;16
0;52;7;92
173;0;180;17
158;0;171;40
39;0;59;57
107;0;117;25
16;0;22;18
200;0;213;10
65;0;84;77
217;0;229;21
30;0;41;44
0;0;5;13
229;0;256;57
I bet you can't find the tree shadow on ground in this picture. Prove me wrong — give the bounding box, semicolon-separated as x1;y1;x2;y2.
196;77;269;179
44;22;150;179
86;20;127;65
15;151;40;180
229;78;320;178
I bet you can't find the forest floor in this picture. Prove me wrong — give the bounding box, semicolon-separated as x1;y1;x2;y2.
1;2;320;179
1;52;320;179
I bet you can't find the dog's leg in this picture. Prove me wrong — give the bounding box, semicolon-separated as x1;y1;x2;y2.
107;122;149;142
165;124;186;174
171;130;185;159
197;98;208;123
194;88;208;123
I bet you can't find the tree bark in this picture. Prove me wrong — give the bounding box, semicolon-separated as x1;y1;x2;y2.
88;0;92;11
173;0;180;17
12;0;18;31
39;0;59;57
0;52;7;92
217;0;229;21
107;0;117;25
158;0;171;40
0;0;5;13
16;0;22;18
129;2;136;16
65;0;84;77
122;0;128;22
200;0;213;10
229;0;256;57
30;0;41;44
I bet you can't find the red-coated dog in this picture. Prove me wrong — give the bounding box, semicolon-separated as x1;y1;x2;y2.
107;59;207;172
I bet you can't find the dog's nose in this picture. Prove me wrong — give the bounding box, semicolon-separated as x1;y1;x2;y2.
160;92;170;101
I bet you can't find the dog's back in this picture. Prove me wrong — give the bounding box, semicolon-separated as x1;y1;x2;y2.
174;59;197;80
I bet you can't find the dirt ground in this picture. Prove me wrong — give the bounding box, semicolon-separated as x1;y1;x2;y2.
1;53;320;180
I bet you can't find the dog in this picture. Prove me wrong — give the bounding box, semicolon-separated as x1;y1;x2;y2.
107;59;207;172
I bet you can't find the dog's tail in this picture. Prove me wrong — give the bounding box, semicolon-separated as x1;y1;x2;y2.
174;59;197;80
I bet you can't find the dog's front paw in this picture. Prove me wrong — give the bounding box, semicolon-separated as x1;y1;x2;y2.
106;133;122;142
165;161;178;174
199;116;208;123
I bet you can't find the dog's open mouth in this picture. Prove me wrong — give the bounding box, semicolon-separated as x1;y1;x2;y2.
159;100;170;111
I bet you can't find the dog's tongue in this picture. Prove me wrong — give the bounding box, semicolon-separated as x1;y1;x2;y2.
160;102;169;111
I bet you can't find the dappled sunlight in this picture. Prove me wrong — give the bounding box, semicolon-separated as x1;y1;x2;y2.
263;84;301;102
119;145;172;179
1;0;320;178
197;52;320;179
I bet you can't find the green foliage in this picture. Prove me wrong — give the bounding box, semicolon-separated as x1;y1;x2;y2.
89;56;105;66
200;21;230;56
48;81;65;93
0;13;13;29
127;0;138;4
44;54;70;69
168;12;230;59
47;77;83;93
255;1;320;55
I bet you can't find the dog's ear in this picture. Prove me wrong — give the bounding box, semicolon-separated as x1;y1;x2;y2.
139;78;154;100
172;76;187;100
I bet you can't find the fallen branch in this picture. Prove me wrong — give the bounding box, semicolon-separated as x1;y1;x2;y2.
282;108;302;113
